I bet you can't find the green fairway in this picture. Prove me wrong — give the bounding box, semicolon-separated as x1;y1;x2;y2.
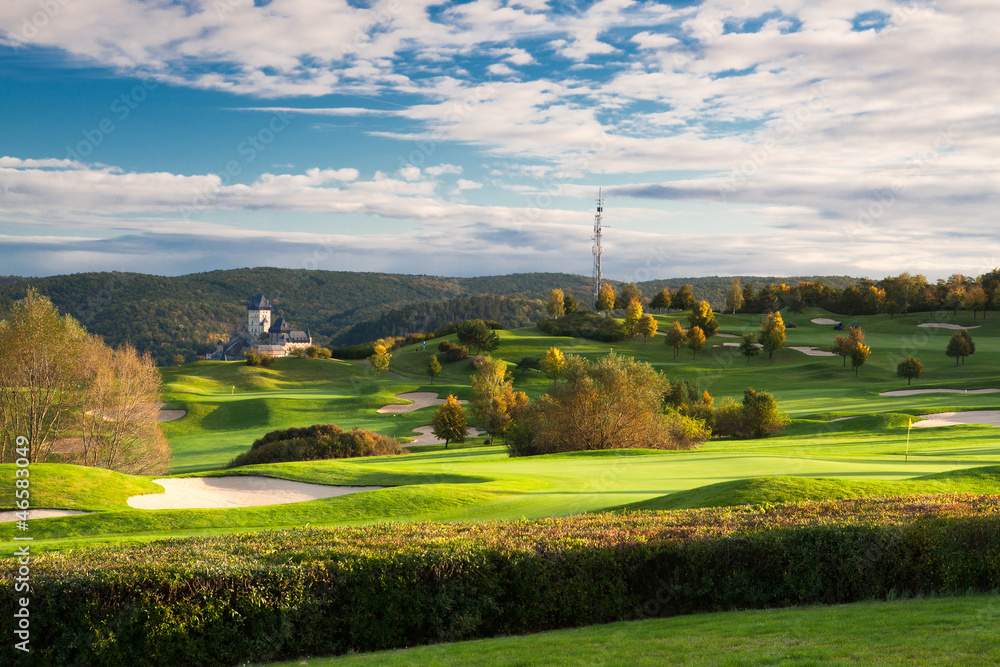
260;593;1000;667
8;308;1000;553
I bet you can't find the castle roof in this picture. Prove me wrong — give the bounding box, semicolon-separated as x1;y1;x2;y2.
248;294;272;310
269;317;292;333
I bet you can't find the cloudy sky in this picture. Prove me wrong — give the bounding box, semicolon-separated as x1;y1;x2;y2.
1;0;998;281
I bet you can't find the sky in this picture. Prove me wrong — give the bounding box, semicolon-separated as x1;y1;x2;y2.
0;0;998;282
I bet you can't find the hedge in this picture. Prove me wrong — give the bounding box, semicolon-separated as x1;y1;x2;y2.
4;494;1000;665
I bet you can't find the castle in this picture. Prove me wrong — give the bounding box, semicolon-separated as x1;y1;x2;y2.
211;294;313;360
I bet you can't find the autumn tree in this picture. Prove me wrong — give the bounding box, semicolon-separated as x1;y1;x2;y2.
470;357;516;444
563;293;578;314
0;289;169;472
739;333;760;366
624;299;643;337
650;288;672;313
946;329;975;365
615;282;642;310
672;284;695;311
741;388;789;438
687;300;719;338
896;356;924;385
431;394;467;449
367;343;392;376
963;286;987;319
665;321;686;359
726;278;744;314
80;342;171;474
832;326;864;367
759;310;786;359
428;354;441;383
547;288;566;318
542;346;566;378
687;325;706;359
850;342;872;377
0;288;89;463
637;314;658;343
596;283;616;315
506;353;709;456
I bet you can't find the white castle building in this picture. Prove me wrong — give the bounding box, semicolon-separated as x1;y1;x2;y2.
212;294;313;360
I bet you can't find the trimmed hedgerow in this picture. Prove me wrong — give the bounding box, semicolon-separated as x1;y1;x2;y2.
4;494;1000;665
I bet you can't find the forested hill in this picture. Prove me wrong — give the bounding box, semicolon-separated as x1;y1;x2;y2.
0;269;858;365
636;275;857;307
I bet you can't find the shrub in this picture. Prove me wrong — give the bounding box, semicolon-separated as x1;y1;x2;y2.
437;340;470;363
536;311;626;342
259;352;275;367
8;495;1000;666
227;424;403;467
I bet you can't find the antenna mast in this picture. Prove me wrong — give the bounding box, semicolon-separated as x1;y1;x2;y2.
592;189;604;307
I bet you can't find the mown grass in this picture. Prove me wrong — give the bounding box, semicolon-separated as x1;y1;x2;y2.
260;593;1000;667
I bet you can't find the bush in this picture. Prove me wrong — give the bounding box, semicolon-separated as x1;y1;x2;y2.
227;424;403;467
711;389;788;438
536;311;626;342
259;352;275;367
437;340;470;364
7;495;1000;666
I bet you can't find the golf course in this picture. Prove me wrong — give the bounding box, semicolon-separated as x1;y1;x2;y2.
4;305;1000;665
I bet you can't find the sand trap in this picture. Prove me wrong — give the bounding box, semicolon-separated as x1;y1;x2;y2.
408;425;486;446
917;323;981;330
377;392;465;414
811;318;841;325
829;416;860;422
716;333;741;338
879;388;1000;397
158;402;186;421
912;411;1000;428
788;346;837;357
127;477;383;510
0;509;89;523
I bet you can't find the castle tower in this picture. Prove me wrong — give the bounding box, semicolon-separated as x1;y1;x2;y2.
247;294;272;338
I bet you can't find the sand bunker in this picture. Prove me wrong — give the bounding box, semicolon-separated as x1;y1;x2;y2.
829;416;860;422
912;411;1000;428
811;318;841;325
378;392;464;414
127;476;383;510
408;425;485;446
788;346;837;357
0;509;89;523
716;333;741;338
917;323;981;330
158;402;186;421
879;388;1000;397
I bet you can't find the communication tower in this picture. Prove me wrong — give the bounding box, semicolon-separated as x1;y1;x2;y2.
592;189;604;307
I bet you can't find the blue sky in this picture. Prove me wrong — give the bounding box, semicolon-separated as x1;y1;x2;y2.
1;0;998;281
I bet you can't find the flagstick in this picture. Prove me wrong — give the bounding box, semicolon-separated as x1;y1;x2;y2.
905;419;911;464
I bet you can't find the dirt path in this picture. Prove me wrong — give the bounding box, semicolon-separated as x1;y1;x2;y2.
879;388;1000;397
0;509;89;523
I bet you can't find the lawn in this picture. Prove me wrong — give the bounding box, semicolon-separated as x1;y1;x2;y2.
259;593;1000;667
8;307;1000;554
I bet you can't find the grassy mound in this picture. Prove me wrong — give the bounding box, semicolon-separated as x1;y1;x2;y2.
0;464;162;511
615;465;1000;511
536;311;627;342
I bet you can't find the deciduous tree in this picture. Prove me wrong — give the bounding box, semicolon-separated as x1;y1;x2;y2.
687;300;719;337
946;329;975;365
672;284;695;311
726;278;744;314
849;342;871;377
428;354;441;383
759;311;786;359
547;289;565;318
542;346;566;378
650;288;672;313
615;282;642;310
596;283;616;315
665;321;686;359
624;300;643;336
431;395;467;449
739;333;760;366
962;285;987;319
896;356;924;385
367;343;392;376
741;388;789;437
687;325;706;359
563;293;578;314
457;319;500;354
637;314;658;343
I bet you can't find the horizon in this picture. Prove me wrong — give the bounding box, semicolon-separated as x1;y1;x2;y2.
2;2;999;281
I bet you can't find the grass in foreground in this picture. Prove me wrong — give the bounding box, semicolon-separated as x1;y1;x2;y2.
262;593;1000;666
